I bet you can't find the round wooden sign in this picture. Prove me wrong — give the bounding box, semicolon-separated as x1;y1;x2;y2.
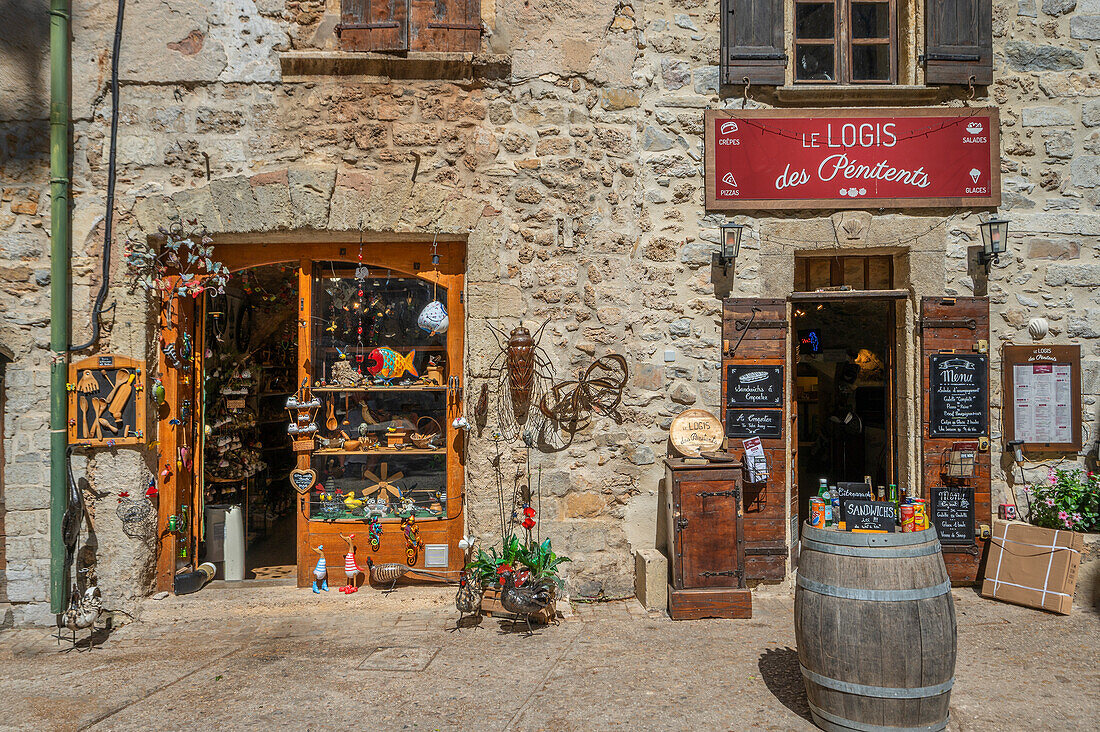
669;409;724;457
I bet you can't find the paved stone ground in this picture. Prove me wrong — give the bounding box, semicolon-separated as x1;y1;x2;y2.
0;583;1096;731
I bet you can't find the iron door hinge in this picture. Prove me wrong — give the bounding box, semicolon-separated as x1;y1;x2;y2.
695;489;740;499
919;317;976;331
700;569;743;578
735;318;787;331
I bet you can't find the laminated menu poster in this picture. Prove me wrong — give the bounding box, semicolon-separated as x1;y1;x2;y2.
1012;363;1073;444
928;354;988;437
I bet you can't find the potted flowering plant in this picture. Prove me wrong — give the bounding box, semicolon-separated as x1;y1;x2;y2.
1023;466;1099;533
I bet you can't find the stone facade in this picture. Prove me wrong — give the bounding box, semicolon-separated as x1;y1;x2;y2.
1;0;1097;623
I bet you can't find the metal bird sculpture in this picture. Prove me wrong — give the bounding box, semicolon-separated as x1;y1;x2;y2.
364;558;453;594
499;569;555;635
454;569;483;628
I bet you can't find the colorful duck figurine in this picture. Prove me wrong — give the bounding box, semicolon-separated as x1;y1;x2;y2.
312;544;328;593
365;347;418;382
339;533;361;594
343;490;363;514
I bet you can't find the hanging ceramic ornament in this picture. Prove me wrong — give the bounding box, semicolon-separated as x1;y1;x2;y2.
417;300;448;336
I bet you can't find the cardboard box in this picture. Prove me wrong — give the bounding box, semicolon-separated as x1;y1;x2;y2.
981;520;1085;615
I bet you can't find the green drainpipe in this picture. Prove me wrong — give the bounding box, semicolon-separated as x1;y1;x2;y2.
49;0;72;615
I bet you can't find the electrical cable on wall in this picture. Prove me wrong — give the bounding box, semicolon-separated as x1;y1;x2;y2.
71;0;126;352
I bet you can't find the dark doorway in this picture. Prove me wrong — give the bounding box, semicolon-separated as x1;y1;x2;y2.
201;264;299;580
792;298;898;528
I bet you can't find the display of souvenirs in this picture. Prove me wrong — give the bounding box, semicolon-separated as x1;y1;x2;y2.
307;265;451;523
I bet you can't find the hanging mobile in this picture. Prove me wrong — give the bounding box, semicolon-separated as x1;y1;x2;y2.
417;235;448;337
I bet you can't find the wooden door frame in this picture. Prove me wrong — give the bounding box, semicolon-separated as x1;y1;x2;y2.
158;239;467;591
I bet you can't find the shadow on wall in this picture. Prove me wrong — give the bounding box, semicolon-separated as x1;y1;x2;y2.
758;647;813;723
0;0;49;123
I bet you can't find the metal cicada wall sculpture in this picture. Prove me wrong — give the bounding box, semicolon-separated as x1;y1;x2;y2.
485;321;555;441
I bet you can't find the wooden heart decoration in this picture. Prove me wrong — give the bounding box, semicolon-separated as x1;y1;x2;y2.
290;468;318;494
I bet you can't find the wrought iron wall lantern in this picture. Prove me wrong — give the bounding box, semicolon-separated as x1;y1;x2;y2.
977;215;1009;271
719;222;743;276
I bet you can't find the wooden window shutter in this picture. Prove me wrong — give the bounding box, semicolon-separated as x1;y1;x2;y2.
410;0;481;53
924;0;992;85
338;0;409;53
721;0;786;86
919;296;991;585
722;298;789;581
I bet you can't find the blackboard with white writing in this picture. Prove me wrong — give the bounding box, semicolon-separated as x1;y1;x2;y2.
726;365;784;408
929;353;988;437
725;408;783;439
931;485;975;545
843;500;897;532
835;482;874;522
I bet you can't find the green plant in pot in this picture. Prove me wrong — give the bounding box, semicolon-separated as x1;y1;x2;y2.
468;534;523;588
467;535;570;591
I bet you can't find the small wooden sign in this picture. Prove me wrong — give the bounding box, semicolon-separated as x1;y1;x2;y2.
67;355;146;447
843;500;897;533
290;468;317;494
669;409;724;457
292;438;315;452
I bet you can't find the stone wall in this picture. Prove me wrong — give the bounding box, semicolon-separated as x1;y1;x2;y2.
0;0;54;626
0;0;1097;623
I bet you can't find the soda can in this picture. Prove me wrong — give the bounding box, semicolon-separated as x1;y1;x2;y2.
900;504;916;533
809;498;826;528
913;499;929;531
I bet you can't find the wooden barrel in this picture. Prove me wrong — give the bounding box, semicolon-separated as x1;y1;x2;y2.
795;523;956;732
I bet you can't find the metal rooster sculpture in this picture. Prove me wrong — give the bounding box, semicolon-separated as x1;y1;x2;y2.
60;569;102;650
453;569;483;628
499;569;555;635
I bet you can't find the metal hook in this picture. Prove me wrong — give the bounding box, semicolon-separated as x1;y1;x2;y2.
742;77;752;109
966;75;976;104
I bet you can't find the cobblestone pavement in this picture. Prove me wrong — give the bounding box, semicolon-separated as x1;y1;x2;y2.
0;583;1096;731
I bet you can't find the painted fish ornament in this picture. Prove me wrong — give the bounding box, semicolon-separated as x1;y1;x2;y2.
366;348;418;381
417;300;448;336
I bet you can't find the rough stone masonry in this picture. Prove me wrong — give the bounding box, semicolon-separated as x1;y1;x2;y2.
0;0;1097;625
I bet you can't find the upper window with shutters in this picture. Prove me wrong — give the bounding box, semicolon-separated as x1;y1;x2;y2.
721;0;991;89
337;0;482;54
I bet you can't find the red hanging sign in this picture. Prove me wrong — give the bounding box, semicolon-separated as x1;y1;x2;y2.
704;108;1000;210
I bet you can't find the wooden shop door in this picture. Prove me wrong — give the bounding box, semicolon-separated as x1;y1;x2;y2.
156;288;202;591
722;298;789;582
920;296;991;584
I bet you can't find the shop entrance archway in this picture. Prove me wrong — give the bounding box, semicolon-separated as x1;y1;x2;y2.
155;239;467;592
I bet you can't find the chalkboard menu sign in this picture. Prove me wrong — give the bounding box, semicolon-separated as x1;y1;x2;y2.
835;482;874;522
929;353;988;437
726;365;784;407
725;408;783;439
930;485;975;545
844;500;897;532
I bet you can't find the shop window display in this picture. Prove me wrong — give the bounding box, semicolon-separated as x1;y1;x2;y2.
309;263;449;521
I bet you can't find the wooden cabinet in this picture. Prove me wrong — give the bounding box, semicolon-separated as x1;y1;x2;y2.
664;459;751;619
